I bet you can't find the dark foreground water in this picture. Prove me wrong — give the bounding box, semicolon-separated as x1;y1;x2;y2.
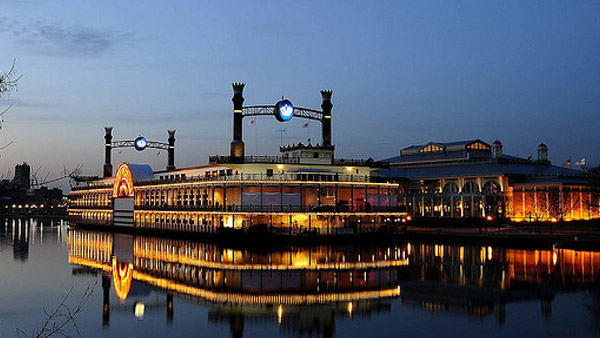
1;218;600;338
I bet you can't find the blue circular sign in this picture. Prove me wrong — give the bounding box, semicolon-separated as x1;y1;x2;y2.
275;99;294;122
134;136;147;151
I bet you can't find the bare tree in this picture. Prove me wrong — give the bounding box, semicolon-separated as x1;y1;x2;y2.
17;283;96;338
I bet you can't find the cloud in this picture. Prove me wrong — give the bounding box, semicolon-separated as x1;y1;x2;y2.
0;18;133;57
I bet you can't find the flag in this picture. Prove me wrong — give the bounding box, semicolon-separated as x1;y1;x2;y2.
303;122;310;128
248;119;256;125
562;158;571;167
575;157;586;166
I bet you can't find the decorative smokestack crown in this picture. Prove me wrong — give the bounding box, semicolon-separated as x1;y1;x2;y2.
320;90;333;102
232;83;246;95
168;129;176;137
104;126;113;134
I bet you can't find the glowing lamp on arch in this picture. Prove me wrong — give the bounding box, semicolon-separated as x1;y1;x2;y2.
275;99;294;122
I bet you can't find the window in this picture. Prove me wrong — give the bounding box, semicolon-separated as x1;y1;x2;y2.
443;182;459;195
467;142;490;151
314;152;319;158
420;144;443;153
462;182;480;194
266;169;273;177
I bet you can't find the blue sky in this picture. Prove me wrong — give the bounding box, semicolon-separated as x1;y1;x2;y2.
1;1;599;187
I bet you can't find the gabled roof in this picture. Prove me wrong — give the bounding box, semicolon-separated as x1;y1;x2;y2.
401;139;491;157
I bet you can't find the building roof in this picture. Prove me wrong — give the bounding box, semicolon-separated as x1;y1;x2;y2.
373;160;587;181
125;163;155;182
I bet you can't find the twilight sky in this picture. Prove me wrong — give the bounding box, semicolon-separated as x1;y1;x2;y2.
1;1;599;189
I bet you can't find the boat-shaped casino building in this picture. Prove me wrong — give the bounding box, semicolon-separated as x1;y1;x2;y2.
68;84;404;234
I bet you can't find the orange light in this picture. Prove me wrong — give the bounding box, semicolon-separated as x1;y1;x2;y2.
113;164;135;198
486;215;493;221
406;216;412;221
551;218;558;223
112;258;133;301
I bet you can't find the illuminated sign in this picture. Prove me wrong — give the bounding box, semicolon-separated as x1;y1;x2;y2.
134;136;147;151
275;99;294;122
113;164;134;198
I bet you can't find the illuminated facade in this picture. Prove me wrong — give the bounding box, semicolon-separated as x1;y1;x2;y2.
68;83;597;226
375;140;599;221
68;84;406;234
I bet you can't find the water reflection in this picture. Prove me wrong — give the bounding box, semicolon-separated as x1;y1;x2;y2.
0;217;66;262
66;228;600;337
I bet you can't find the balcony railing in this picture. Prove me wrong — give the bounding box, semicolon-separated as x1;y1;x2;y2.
209;155;389;167
133;204;406;213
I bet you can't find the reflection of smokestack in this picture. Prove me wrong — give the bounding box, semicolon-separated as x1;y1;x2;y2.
320;90;333;147
230;83;245;162
167;130;176;170
167;293;174;325
230;314;245;338
104;127;113;178
102;274;111;327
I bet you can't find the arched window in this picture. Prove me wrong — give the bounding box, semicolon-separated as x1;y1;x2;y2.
482;181;501;195
442;182;459;195
462;182;480;194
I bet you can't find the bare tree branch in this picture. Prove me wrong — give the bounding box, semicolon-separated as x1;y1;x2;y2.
23;283;97;338
0;59;22;95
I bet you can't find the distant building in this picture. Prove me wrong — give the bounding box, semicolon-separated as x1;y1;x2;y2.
0;163;65;215
13;162;30;189
374;140;598;222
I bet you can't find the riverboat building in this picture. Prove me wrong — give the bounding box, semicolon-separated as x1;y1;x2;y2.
68;84;404;234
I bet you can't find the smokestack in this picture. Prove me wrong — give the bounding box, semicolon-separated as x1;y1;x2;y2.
230;83;245;161
103;126;113;178
167;130;176;170
320;90;333;146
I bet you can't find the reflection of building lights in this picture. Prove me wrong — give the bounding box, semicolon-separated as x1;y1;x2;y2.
459;246;464;262
347;302;353;317
112;258;134;301
277;304;283;324
487;246;493;261
553;251;558;265
407;243;412;255
134;302;145;319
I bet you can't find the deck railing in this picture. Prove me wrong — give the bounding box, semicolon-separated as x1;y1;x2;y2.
71;172;394;191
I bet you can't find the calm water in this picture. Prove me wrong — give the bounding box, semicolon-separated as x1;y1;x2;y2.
1;218;600;338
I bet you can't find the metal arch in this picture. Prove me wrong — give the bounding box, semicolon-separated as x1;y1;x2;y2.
112;140;170;150
242;105;324;122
